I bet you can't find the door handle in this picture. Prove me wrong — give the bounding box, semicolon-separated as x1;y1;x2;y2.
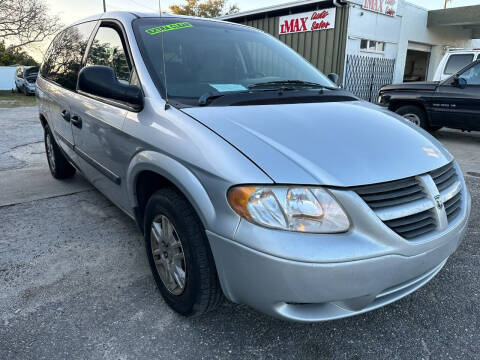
71;115;82;129
61;110;70;122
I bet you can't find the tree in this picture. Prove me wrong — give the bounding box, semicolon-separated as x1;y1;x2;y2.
444;0;453;9
0;0;61;52
0;40;38;66
169;0;239;18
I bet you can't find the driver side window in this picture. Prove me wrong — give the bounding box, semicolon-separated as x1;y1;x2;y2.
86;26;131;84
459;62;480;85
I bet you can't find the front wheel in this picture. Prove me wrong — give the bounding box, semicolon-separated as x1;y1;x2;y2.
144;188;223;317
395;105;428;130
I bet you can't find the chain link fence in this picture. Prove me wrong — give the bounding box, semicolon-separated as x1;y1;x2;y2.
344;55;396;102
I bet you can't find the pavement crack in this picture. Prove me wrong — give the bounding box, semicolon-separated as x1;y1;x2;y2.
0;189;94;209
0;140;43;155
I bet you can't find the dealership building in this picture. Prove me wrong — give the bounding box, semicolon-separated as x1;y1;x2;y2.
220;0;480;101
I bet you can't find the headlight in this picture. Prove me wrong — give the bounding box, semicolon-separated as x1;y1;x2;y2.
227;186;350;233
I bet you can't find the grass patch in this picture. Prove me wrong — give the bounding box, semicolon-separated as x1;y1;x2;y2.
0;90;37;108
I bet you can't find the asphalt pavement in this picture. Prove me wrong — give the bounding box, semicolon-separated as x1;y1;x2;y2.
0;106;479;360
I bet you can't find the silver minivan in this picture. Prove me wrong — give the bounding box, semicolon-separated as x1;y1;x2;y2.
37;12;471;322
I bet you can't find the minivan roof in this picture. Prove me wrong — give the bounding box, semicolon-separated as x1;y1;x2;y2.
69;11;223;28
446;48;480;53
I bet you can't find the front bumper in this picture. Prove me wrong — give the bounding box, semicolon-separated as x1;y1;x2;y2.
207;185;471;322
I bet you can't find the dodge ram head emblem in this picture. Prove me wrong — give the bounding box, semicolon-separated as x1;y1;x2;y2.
434;194;444;209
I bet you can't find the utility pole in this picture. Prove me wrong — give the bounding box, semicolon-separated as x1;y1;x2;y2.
444;0;452;9
103;0;106;12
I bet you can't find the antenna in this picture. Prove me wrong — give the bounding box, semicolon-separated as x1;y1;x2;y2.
159;0;170;110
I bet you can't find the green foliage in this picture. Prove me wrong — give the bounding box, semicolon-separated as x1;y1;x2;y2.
169;0;239;18
0;41;38;66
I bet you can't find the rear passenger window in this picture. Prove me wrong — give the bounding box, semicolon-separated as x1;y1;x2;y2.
86;26;131;83
41;21;96;90
444;54;474;75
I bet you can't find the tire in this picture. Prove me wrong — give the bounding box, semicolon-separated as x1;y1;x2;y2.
22;86;28;96
144;188;223;317
44;125;76;179
16;85;21;93
395;105;429;130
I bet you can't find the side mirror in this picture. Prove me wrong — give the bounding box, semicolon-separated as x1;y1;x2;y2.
78;65;143;111
453;76;467;89
327;73;339;85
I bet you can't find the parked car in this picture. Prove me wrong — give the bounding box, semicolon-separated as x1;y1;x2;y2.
433;48;480;82
15;66;39;95
378;60;480;132
36;12;471;322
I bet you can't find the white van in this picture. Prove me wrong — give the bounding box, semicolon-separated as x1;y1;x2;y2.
433;49;480;81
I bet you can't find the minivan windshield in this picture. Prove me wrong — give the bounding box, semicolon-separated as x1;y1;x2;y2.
133;18;337;107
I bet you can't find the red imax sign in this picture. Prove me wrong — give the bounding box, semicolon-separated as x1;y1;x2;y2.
363;0;398;17
279;8;336;35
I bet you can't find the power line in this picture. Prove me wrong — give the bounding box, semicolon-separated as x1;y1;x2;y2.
125;0;158;12
105;0;158;13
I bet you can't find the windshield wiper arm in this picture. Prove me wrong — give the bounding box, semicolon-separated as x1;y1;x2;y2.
248;80;334;90
198;91;225;106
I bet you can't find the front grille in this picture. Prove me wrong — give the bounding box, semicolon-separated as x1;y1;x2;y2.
384;210;437;240
354;162;463;240
431;162;458;191
445;191;462;222
355;178;425;209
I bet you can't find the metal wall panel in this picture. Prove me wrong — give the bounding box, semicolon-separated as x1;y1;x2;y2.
236;5;349;81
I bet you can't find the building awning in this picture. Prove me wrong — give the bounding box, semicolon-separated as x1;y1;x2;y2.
218;0;344;21
428;5;480;38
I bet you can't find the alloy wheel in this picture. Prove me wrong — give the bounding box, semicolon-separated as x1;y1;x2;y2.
403;113;421;126
45;133;56;172
150;215;187;295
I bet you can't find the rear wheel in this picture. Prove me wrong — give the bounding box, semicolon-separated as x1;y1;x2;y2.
44;125;76;179
396;105;428;130
144;188;223;317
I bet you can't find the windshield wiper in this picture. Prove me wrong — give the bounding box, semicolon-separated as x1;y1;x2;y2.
247;80;335;90
198;91;225;106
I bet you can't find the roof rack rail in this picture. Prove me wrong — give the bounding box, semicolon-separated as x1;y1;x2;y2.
446;48;480;52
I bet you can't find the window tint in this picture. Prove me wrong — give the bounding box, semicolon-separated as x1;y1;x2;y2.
86;26;131;83
459;62;480;85
41;21;96;90
133;18;334;106
40;32;63;79
444;54;474;75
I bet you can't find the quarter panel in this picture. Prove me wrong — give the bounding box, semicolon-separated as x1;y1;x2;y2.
123;97;272;238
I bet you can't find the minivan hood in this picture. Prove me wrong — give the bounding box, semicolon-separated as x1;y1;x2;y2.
183;101;452;187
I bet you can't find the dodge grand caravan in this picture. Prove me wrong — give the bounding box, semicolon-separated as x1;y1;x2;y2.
36;12;471;322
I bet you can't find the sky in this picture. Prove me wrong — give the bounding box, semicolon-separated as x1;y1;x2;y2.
27;0;479;60
45;0;480;26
